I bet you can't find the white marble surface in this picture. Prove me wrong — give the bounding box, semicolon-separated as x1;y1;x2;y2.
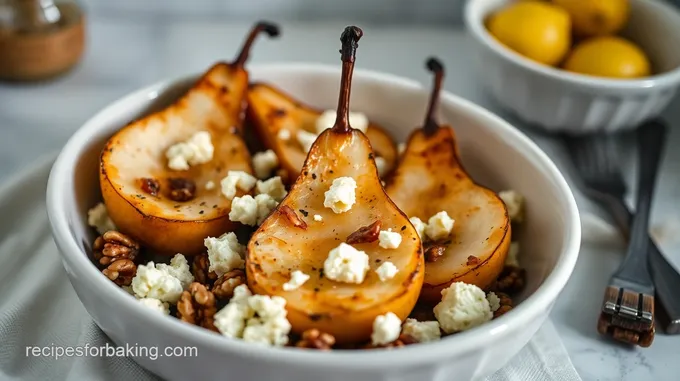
1;19;679;380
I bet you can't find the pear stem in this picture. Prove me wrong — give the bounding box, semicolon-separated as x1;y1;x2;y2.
423;57;445;136
233;21;280;68
332;26;363;134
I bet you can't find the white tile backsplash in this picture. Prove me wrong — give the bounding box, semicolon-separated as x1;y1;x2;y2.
80;0;465;24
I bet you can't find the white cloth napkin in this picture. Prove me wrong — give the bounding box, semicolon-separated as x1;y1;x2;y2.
0;157;582;381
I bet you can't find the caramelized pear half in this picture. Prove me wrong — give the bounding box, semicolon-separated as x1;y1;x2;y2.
247;83;398;184
246;27;423;344
385;58;510;303
100;22;280;255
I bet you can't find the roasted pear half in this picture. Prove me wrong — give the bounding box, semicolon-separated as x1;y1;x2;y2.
385;58;510;303
247;79;398;184
246;27;424;344
100;22;280;256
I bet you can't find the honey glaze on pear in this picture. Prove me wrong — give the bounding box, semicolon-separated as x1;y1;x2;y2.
246;26;424;344
100;22;280;256
385;58;511;303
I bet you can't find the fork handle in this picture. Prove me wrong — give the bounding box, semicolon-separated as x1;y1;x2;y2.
614;121;667;286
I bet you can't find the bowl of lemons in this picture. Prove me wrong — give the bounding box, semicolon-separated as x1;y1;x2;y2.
465;0;680;133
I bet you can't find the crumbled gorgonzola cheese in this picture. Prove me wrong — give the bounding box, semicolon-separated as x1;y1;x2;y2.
131;262;184;303
409;217;426;240
296;130;317;153
252;150;280;179
315;109;369;133
155;253;194;289
256;176;287;202
220;171;257;200
487;292;501;312
205;180;216;190
165;131;214;171
282;270;310;291
401;318;441;343
378;229;402;249
138;298;170;315
313;214;323;222
87;203;116;235
277;128;291;141
323;242;370;284
375;261;398;282
434;282;493;333
323;177;357;214
229;195;259;226
204;232;245;277
371;312;402;345
498;190;524;223
255;193;278;225
425;211;454;241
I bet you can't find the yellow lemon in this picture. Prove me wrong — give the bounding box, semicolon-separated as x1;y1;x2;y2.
553;0;629;37
563;36;651;78
487;1;571;66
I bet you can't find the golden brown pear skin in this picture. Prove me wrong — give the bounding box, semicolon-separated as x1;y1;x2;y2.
246;27;424;344
100;22;280;255
385;58;511;303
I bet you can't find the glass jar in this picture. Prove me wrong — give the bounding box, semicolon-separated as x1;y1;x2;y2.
0;0;85;82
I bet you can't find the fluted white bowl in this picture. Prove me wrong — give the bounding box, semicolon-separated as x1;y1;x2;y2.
465;0;680;133
46;63;581;381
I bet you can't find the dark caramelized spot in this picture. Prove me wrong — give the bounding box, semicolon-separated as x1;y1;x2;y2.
168;178;196;202
346;221;381;244
279;206;307;229
139;177;160;196
298;209;309;217
466;255;480;266
425;243;446;263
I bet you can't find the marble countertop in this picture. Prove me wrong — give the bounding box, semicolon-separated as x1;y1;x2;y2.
1;19;679;381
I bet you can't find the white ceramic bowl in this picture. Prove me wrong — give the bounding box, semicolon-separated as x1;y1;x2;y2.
46;63;581;381
465;0;680;133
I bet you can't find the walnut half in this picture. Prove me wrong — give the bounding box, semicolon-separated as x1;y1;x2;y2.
177;282;218;331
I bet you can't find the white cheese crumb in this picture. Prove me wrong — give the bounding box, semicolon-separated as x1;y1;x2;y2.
323;177;357;214
374;156;388;177
277;129;291;141
229;195;259;226
371;312;402;345
425;211;455;241
131;261;184;303
255;193;279;225
506;242;520;267
282;270;310;291
313;214;323;222
498;190;524;223
401;318;441;343
220;171;257;200
214;285;291;347
316;109;369;134
138;298;170;315
256;176;287;202
409;217;426;240
155;253;194;289
205;180;215;190
487;292;501;312
204;232;245;277
375;261;399;282
87;202;116;235
296;130;317;153
323;242;370;284
165;131;214;171
397;143;406;155
378;229;402;249
434;282;493;333
252;150;280;179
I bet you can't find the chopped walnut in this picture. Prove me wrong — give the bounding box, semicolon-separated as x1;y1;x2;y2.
168;177;197;202
212;269;246;301
177;282;218;331
364;334;417;349
139;177;160;196
102;259;137;286
424;243;446;263
279;205;307;229
466;255;480;266
346;221;381;244
191;253;218;285
493;292;514;318
491;265;526;294
295;329;336;350
92;231;140;267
